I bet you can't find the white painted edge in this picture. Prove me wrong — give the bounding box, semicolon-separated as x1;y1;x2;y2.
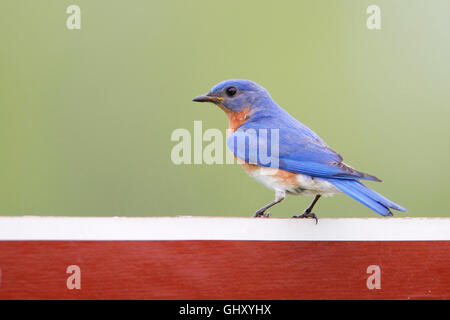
0;216;449;241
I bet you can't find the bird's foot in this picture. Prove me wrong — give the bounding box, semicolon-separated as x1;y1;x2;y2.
292;211;318;224
253;210;271;218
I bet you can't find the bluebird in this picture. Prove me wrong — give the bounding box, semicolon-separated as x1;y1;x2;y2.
193;79;406;222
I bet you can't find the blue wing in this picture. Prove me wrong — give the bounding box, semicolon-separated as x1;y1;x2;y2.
226;107;408;215
226;111;381;182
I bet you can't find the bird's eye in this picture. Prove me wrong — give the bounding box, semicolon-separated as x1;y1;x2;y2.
225;86;237;97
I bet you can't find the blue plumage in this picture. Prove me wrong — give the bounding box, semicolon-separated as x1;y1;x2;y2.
328;179;406;216
194;79;407;218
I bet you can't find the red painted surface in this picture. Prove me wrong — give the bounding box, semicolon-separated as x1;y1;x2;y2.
0;241;449;300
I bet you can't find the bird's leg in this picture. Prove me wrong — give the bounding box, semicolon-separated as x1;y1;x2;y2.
292;195;321;224
253;190;285;218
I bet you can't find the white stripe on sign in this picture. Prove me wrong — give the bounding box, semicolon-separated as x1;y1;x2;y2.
0;216;449;241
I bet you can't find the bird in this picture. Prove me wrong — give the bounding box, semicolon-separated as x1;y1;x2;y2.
192;79;406;222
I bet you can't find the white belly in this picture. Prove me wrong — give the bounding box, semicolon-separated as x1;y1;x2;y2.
246;166;341;196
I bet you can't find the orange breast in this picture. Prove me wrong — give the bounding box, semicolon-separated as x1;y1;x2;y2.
220;105;299;188
219;105;251;133
271;168;300;186
239;161;260;173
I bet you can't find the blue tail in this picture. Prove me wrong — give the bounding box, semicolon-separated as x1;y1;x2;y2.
329;179;407;216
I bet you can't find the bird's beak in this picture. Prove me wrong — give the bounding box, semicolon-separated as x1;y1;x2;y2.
192;94;224;104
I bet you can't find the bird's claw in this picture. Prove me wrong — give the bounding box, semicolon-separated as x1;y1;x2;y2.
253;210;271;218
292;211;318;224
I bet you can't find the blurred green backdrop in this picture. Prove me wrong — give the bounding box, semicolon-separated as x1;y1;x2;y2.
0;0;449;217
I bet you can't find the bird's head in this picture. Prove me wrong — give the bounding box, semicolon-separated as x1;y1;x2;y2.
192;79;272;113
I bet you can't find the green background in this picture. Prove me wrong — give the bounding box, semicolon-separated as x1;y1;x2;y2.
1;1;449;217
